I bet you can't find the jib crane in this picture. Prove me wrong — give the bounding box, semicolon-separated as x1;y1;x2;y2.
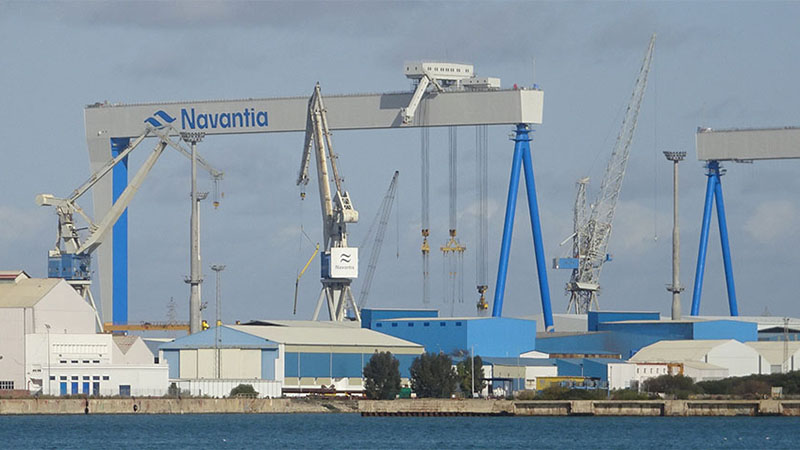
37;123;222;330
297;83;361;322
553;34;656;314
358;171;399;309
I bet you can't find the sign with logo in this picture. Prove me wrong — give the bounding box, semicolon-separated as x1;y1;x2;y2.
330;247;358;279
143;107;269;131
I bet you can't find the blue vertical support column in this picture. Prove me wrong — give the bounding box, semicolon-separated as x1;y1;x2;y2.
690;164;717;315
111;137;130;325
689;160;738;316
520;128;554;331
713;170;739;316
492;124;554;332
492;129;524;318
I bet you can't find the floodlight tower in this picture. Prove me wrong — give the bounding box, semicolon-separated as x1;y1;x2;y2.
182;131;205;334
664;150;686;320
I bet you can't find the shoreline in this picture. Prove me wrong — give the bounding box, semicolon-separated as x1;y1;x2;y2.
1;398;800;416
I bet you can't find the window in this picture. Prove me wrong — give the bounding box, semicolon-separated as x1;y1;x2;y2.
102;376;109;381
71;360;78;364
0;381;14;390
92;376;100;381
92;360;100;364
391;323;398;327
440;322;446;327
455;322;462;327
71;376;78;380
82;360;89;364
59;360;67;364
408;323;414;327
424;322;430;327
376;323;383;328
49;376;55;381
83;376;90;380
59;376;67;381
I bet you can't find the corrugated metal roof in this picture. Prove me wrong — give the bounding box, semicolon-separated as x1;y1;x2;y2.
696;315;800;331
681;360;727;371
745;341;800;364
480;356;558;367
229;324;423;348
159;326;279;350
629;339;740;362
243;320;360;328
0;278;60;308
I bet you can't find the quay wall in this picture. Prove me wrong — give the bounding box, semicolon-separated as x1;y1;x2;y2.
2;398;800;416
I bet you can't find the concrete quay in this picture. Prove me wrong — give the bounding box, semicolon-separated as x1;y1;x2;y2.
2;398;800;416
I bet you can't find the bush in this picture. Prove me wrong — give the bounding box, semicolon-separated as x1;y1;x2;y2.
610;389;653;400
410;353;458;398
229;384;258;398
642;374;700;397
363;351;402;400
535;386;606;400
456;355;486;397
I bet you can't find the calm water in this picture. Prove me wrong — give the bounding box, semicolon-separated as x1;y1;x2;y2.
1;414;798;449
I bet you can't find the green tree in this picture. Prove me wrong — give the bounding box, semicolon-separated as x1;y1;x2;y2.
363;351;402;400
642;374;700;399
409;353;458;398
229;384;258;398
456;355;486;396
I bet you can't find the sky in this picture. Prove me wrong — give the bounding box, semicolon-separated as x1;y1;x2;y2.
1;1;799;329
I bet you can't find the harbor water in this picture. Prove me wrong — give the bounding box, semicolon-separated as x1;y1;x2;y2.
1;414;799;448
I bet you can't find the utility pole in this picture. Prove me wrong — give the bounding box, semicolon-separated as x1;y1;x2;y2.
45;323;51;396
182;131;206;334
211;264;225;379
664;151;686;320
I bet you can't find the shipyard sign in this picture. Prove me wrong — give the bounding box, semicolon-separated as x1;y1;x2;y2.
144;107;269;131
330;247;358;279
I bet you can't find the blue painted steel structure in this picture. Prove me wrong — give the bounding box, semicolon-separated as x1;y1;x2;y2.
587;311;660;331
492;124;554;331
374;316;536;357
284;352;418;379
690;161;739;316
360;308;438;330
110;137;130;325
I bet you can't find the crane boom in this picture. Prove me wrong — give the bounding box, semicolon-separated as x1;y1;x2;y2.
559;34;656;314
358;171;399;309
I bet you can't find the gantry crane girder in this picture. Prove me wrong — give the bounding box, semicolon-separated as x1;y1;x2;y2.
84;78;543;325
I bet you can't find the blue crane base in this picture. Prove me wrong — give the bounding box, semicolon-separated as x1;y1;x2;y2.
690;160;738;316
491;124;554;331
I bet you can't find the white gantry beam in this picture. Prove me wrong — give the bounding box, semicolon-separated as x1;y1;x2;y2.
696;127;800;161
84;87;543;324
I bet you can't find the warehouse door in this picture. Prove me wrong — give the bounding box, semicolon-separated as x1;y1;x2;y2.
59;382;67;396
82;382;90;394
71;382;79;394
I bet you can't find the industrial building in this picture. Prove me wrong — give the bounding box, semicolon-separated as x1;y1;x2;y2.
745;341;800;374
0;270;167;396
159;320;424;397
629;339;761;379
362;308;536;357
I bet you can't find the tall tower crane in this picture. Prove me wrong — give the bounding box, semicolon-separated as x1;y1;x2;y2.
554;34;656;314
37;124;223;329
358;171;400;309
297;83;361;322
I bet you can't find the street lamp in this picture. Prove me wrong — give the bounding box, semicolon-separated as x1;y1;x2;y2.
211;264;226;379
44;324;51;396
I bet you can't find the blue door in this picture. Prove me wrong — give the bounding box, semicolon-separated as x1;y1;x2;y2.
71;382;79;394
82;382;90;394
59;382;67;396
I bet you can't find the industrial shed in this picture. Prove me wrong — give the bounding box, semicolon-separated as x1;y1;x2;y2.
629;339;760;378
745;341;800;374
162;321;425;396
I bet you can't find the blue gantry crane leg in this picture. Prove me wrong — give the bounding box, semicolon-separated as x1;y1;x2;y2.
690;160;738;316
492;124;554;331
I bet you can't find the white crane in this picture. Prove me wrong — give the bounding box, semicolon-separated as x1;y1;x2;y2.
37;124;222;330
555;34;656;314
358;171;399;309
297;83;361;322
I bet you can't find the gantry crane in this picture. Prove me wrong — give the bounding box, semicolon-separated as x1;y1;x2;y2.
37;123;223;330
358;171;399;309
297;83;361;322
554;34;656;314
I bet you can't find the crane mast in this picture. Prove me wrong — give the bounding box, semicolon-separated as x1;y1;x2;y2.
560;34;656;314
358;171;399;309
297;83;360;322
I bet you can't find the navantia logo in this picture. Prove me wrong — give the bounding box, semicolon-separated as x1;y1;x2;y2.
144;107;269;130
144;110;176;128
339;253;352;263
